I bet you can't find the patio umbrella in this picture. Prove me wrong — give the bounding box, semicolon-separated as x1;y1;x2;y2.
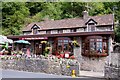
14;40;30;45
7;39;13;44
0;35;6;44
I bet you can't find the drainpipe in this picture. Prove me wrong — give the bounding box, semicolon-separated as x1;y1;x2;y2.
108;36;113;65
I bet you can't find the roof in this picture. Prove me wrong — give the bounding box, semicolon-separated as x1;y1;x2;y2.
23;14;114;31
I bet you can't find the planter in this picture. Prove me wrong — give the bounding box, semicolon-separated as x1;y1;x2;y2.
69;55;75;59
82;53;108;57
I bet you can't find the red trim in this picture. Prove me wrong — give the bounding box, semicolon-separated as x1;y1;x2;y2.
82;53;108;57
22;37;48;40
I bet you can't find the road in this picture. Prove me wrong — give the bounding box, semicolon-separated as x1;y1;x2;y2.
1;69;105;80
2;69;72;78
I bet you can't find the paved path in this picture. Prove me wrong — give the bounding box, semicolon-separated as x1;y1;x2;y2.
80;71;104;78
1;69;105;80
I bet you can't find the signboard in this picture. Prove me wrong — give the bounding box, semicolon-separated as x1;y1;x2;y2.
65;53;69;58
22;37;48;40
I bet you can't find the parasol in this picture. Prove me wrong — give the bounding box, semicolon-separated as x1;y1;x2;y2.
14;40;30;45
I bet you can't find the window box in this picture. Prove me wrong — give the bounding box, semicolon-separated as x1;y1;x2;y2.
82;52;108;57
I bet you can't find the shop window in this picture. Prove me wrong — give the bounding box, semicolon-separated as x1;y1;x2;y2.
53;37;73;55
82;36;108;57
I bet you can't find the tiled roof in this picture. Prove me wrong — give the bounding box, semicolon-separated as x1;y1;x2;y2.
23;14;114;31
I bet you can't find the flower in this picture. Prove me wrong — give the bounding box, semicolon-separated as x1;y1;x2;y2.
72;40;79;47
45;47;51;52
66;65;70;68
0;56;6;60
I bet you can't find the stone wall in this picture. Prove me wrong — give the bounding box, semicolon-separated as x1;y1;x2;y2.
74;37;106;72
1;56;80;76
104;44;120;80
80;57;106;72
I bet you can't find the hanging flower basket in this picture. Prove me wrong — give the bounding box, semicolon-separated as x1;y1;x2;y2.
72;40;80;47
45;47;51;52
44;47;51;56
41;41;47;44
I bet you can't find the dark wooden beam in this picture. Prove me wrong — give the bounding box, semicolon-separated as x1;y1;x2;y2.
7;31;114;39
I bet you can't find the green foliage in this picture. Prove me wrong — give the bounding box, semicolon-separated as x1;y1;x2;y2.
0;27;2;35
25;2;42;16
88;2;106;16
2;2;30;35
61;2;85;18
115;25;120;43
33;2;62;20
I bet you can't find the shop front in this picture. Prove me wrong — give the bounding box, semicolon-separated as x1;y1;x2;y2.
22;37;48;55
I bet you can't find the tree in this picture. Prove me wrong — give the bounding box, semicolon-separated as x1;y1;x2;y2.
41;2;63;20
61;2;85;18
2;2;30;35
25;2;42;16
113;2;120;43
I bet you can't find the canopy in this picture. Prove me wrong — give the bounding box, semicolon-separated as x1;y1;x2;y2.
0;35;13;44
14;40;30;45
0;42;5;44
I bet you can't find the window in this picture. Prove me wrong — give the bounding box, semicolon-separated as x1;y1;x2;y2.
33;28;37;34
71;28;76;32
51;30;58;34
58;30;63;33
77;28;84;32
88;23;95;32
63;29;70;33
96;39;102;53
46;30;51;34
31;24;39;34
39;31;46;34
82;36;108;57
53;37;73;54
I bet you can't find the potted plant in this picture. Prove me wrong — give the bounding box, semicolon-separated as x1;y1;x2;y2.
44;47;51;57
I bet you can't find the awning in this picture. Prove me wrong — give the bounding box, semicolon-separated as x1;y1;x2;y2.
0;35;13;44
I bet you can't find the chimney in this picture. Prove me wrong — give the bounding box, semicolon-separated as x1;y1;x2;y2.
44;17;50;21
82;10;89;20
